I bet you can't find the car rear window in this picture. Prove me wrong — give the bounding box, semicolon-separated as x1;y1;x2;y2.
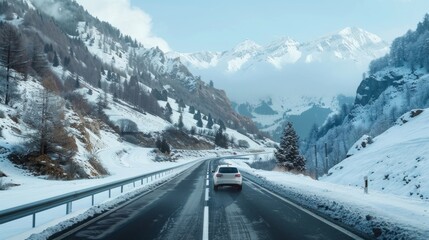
218;167;238;173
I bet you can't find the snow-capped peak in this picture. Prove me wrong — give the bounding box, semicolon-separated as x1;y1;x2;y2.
338;27;383;44
231;39;262;56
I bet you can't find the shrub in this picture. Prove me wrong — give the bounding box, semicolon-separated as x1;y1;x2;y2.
89;156;109;176
238;140;250;149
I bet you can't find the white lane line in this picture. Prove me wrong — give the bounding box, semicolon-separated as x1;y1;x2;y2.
205;187;209;201
203;206;209;240
246;180;364;240
206;179;209;187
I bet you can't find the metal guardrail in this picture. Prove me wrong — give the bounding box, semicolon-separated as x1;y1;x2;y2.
0;160;201;229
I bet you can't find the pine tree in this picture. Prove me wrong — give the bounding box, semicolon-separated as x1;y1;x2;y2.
193;110;201;120
164;102;173;122
75;75;80;89
53;51;59;67
189;105;195;114
206;114;213;129
178;113;184;130
215;128;228;148
218;119;226;130
275;122;306;172
197;118;203;128
160;138;170;154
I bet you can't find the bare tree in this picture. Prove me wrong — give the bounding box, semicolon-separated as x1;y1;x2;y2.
0;22;28;105
23;77;76;161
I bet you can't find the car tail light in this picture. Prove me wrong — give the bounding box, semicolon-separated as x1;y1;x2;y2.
216;173;223;177
235;173;241;177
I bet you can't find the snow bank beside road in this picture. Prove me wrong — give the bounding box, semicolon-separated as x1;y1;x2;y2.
228;161;429;239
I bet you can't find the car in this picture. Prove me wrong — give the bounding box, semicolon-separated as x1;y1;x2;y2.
212;165;242;191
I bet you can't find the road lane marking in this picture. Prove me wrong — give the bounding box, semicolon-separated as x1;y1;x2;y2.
205;188;209;201
203;206;209;240
206;179;209;186
245;179;364;240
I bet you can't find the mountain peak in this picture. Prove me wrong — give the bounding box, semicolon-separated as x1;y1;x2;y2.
232;39;262;54
266;37;299;50
337;27;383;44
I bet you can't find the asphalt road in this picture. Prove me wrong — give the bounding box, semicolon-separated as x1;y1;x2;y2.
53;158;362;240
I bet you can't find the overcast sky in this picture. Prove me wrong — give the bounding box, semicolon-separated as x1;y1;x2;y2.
77;0;429;52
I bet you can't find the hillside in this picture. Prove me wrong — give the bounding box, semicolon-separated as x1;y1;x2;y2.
0;0;268;182
303;14;429;178
323;109;429;200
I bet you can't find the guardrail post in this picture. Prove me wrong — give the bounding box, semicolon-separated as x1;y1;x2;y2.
121;185;124;193
66;202;72;214
91;194;95;206
141;178;143;185
109;189;111;198
133;182;136;188
364;176;368;194
32;213;36;228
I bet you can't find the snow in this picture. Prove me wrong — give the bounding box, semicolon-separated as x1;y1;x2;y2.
167;27;388;137
224;156;429;239
2;161;201;240
346;134;373;157
324;108;429;200
227;54;252;72
169;27;388;73
77;22;129;72
0;74;264;239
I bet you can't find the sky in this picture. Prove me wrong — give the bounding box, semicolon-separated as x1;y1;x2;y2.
76;0;429;53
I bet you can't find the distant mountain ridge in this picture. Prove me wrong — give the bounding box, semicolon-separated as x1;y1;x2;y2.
168;27;389;72
167;27;389;140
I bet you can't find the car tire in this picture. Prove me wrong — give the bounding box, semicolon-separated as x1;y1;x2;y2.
237;185;242;191
214;185;218;191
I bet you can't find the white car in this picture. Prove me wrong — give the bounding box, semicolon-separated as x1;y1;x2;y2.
212;165;242;191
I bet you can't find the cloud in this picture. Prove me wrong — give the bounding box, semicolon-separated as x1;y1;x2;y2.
32;0;74;22
75;0;170;52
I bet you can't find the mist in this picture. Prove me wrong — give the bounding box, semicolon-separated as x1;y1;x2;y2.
196;59;367;104
31;0;73;22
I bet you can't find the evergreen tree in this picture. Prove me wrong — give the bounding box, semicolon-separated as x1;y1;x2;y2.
161;90;168;101
178;113;184;130
206;114;213;129
215;128;228;148
189;105;195;114
193;110;201;120
164;102;173;122
160;138;170;154
275;122;306;172
53;51;59;67
75;75;80;89
197;118;203;128
218;119;226;130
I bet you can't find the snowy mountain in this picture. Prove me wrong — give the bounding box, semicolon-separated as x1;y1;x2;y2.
168;27;389;139
168;27;388;75
0;0;268;183
304;15;429;182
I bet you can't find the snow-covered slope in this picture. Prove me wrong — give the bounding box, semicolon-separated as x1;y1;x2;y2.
323;109;429;200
